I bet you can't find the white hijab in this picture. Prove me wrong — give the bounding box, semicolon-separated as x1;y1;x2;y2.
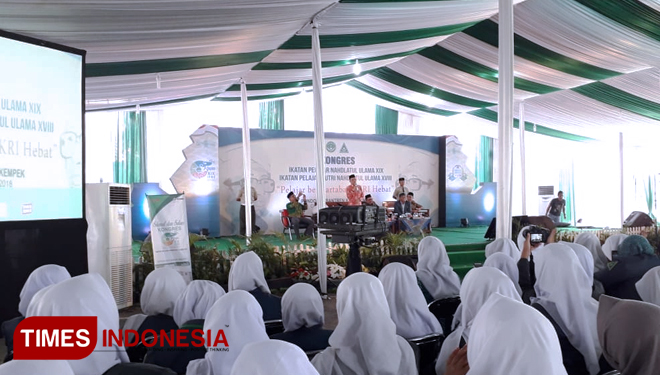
228;251;270;293
173;280;226;327
575;232;608;272
532;244;601;375
186;290;268;375
311;273;416;375
26;274;129;375
141;267;187;316
379;262;443;339
517;225;544;252
483;253;522;295
485;238;521;260
467;293;568;375
18;264;71;316
0;360;74;375
602;234;628;261
281;283;324;332
231;340;320;375
415;236;461;300
436;267;522;375
636;266;660;306
561;241;595;280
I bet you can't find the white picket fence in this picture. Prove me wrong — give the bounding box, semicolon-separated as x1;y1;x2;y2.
556;226;656;242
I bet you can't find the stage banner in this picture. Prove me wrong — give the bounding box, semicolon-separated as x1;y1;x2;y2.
146;194;192;282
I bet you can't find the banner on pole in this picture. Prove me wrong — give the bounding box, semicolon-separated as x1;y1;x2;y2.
147;194;193;283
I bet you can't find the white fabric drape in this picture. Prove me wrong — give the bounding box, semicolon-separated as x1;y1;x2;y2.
467;293;567;375
231;340;320;375
186;290;269;375
415;236;461;300
635;266;660;306
228;251;270;293
172;280;226;327
281;283;324;332
532;244;601;375
484;238;521;260
140;267;188;316
379;263;443;339
18;264;71;316
26;274;129;375
0;360;74;375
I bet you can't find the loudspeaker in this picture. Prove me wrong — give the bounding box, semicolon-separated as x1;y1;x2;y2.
484;218;496;239
623;211;655;227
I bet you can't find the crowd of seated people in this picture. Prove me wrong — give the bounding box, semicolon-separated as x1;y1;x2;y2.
3;228;660;375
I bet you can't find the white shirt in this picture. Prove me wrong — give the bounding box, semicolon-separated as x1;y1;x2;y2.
237;187;258;205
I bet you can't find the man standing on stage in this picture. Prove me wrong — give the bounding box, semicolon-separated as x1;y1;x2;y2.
545;190;566;223
286;191;315;239
345;174;364;206
237;185;259;236
392;177;409;200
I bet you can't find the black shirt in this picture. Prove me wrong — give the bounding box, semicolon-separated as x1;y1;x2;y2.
144;319;207;375
549;198;566;216
270;324;333;353
594;254;660;300
249;288;282;321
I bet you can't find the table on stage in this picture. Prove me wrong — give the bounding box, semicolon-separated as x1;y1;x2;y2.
388;215;432;235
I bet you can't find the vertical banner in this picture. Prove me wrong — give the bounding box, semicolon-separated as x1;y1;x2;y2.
147;194;193;283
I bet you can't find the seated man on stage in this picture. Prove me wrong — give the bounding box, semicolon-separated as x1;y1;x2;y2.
406;192;423;214
393;192;411;217
286;191;315;239
364;194;377;206
345;174;364;206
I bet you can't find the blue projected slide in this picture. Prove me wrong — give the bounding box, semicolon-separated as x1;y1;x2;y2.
0;34;84;221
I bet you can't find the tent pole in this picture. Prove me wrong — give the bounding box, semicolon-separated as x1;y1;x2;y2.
620;132;624;226
240;79;253;243
519;101;527;215
497;0;514;239
311;20;328;295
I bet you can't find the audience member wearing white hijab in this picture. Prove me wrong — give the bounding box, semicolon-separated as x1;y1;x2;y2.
228;251;281;320
416;236;461;302
597;295;660;375
145;280;226;374
26;273;129;375
311;273;416;375
485;238;520;260
635;266;660;306
483;253;522;296
574;232;608;272
270;283;333;352
1;264;71;361
436;267;522;375
186;290;269;375
601;233;628;261
562;241;605;300
464;293;568;375
231;340;320;375
378;262;443;339
123;267;187;362
0;360;74;375
532;244;602;375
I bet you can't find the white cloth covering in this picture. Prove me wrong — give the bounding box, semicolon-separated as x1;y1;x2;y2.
467;293;568;375
378;262;443;339
228;251;270;293
483;252;522;295
311;273;416;375
532;243;601;375
141;267;188;316
635;266;660;306
485;238;521;260
18;264;71;316
601;234;629;261
561;241;595;280
574;232;609;272
415;236;461;300
281;283;324;332
173;280;226;327
26;273;129;375
186;290;268;375
0;360;74;375
436;267;521;375
230;340;320;375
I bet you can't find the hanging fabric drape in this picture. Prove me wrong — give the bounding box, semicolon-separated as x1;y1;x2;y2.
113;111;147;183
240;79;253;241
375;105;399;134
644;176;656;221
474;135;494;190
559;162;576;225
258;100;285;130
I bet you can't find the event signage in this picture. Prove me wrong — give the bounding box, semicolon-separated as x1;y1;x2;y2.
146;194;193;282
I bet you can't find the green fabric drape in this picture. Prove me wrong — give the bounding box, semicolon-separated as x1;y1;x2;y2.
114;111;147;183
375;105;398;134
474;135;494;189
644;176;656;221
258;100;284;130
559;163;576;225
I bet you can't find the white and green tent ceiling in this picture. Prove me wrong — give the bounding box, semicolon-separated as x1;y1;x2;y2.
4;0;660;141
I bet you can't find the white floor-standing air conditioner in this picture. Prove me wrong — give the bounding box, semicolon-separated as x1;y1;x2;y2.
86;183;133;309
538;185;555;216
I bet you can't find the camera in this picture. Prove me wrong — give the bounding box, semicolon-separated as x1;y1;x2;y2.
522;225;551;244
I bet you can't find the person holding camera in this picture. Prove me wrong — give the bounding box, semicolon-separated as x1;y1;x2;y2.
517;226;556;304
286;191;315;239
546;191;567;223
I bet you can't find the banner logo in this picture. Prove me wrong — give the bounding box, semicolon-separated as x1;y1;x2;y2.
339;143;349;153
162;232;179;246
14;316;97;360
190;161;213;179
326;141;336;153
